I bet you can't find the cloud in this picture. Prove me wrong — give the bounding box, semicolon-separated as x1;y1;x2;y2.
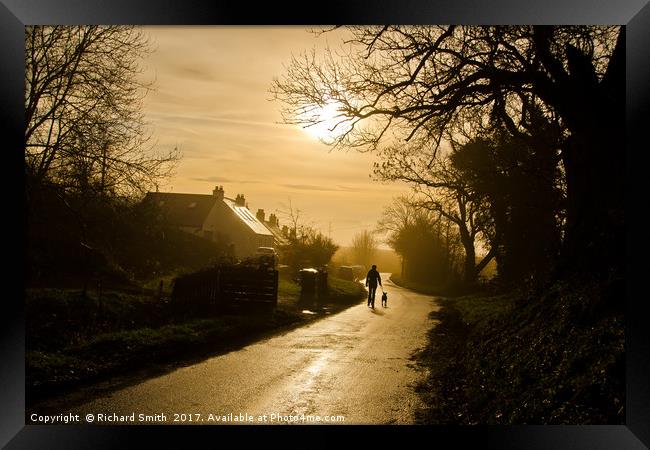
191;176;234;183
192;176;261;184
147;111;280;130
281;184;359;192
141;27;408;246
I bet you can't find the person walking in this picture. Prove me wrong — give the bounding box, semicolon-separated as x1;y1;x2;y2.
365;264;382;309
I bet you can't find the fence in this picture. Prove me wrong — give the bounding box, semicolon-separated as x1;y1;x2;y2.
171;265;278;313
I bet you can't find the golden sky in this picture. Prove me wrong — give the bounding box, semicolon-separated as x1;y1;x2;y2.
141;26;406;248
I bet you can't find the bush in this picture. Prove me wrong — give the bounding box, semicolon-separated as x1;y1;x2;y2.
27;190;229;289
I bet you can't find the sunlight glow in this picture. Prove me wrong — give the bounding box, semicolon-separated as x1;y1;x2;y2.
301;102;351;141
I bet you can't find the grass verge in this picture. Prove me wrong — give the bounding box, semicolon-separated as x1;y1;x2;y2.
326;276;368;303
26;276;365;405
389;274;471;296
413;275;625;424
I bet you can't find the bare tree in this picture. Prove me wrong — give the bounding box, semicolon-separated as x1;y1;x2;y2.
25;26;179;200
376;195;416;237
275;200;337;273
272;25;624;277
276;198;309;239
350;230;378;269
377;196;463;283
377;142;495;285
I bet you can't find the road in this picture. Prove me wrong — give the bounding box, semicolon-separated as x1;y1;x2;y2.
40;274;440;425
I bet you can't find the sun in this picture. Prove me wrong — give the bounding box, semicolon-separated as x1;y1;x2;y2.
301;102;350;142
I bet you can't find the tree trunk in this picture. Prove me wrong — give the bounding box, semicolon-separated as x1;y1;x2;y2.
560;117;623;277
475;246;497;276
459;229;477;286
558;33;625;278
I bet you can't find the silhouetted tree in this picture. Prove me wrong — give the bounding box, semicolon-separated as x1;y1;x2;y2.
377;197;462;285
279;226;339;276
276;201;338;274
377;145;495;286
451;130;563;284
25;26;181;290
272;25;624;278
25;26;179;202
303;229;339;268
350;230;379;268
376;196;417;278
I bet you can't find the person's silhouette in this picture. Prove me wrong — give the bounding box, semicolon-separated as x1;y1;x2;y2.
365;265;382;309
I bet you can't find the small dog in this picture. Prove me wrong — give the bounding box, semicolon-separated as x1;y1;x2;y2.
381;291;388;308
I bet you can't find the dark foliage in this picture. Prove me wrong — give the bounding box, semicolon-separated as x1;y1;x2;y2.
279;228;339;276
415;275;624;424
451;130;563;284
26;186;225;288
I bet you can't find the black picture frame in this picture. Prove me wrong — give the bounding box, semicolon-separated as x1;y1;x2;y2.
2;0;647;448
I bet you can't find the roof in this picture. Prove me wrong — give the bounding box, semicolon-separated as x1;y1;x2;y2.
145;191;274;237
144;192;216;228
223;197;273;236
264;222;289;246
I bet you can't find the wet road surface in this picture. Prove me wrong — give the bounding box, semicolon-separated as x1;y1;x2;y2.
38;275;439;425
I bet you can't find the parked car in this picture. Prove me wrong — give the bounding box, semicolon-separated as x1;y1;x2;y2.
337;266;355;281
350;265;366;281
255;247;278;268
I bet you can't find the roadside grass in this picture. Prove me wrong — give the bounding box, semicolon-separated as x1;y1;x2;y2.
389;274;468;297
26;275;365;403
141;273;179;295
27;311;303;400
449;293;514;326
414;276;625;424
277;278;301;305
389;274;443;296
325;276;367;303
26;288;171;352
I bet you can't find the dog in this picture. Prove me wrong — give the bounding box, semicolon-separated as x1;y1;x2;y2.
381;291;388;308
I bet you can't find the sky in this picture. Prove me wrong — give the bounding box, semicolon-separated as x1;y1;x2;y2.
140;26;406;248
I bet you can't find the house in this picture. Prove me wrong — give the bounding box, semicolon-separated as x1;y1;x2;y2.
255;210;289;248
144;186;275;259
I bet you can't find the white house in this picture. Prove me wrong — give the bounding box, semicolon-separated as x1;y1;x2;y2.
145;186;275;259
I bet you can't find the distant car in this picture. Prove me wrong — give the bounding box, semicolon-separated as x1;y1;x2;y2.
350;265;366;281
255;247;278;267
255;246;277;256
337;266;355;281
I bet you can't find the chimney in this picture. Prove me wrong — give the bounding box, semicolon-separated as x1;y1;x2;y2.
282;225;289;236
256;209;265;222
269;213;278;227
212;185;224;200
235;194;246;206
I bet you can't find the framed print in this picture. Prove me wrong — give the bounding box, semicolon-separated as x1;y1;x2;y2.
2;0;648;448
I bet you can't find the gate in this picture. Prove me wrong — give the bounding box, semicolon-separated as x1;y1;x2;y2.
171;265;278;312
